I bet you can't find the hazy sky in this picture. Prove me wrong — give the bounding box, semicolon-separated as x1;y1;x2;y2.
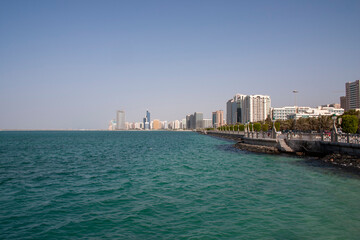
1;0;359;129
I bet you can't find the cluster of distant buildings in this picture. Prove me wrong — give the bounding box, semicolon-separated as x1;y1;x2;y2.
226;94;344;125
108;110;223;131
109;80;360;130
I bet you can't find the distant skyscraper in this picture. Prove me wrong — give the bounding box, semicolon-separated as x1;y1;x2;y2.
116;110;126;130
340;96;347;111
186;115;191;129
143;110;151;130
191;115;195;129
212;110;224;128
181;119;186;129
185;113;202;130
162;121;168;129
146;110;151;124
226;99;234;125
345;80;360;111
194;112;203;129
153;119;161;130
174;120;180;129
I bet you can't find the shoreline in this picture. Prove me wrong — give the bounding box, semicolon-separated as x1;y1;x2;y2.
205;132;360;173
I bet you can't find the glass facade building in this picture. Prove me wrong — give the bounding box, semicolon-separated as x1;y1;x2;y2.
143;110;151;130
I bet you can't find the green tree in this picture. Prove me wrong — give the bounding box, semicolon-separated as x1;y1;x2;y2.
234;125;238;131
295;118;311;132
264;117;273;129
239;124;245;131
278;119;293;131
253;122;261;132
275;121;280;131
308;118;319;132
262;123;269;132
318;116;332;131
343;110;360;117
341;115;358;133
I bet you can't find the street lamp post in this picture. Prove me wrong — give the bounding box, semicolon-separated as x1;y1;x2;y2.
272;117;277;139
247;122;250;138
292;90;299;133
331;114;338;142
293;90;298;107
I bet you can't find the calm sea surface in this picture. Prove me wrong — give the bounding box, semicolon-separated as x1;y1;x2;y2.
1;131;360;239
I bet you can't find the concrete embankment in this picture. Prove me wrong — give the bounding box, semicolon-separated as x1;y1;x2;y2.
234;142;279;154
205;131;283;154
204;131;360;171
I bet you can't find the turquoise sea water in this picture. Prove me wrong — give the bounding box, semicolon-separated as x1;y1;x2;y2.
1;131;360;239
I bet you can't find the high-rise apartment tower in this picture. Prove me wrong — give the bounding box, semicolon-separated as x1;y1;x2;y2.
116;110;126;130
345;80;360;111
226;94;271;124
212;110;224;128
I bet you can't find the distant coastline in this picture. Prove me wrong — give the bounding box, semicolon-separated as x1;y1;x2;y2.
0;129;194;132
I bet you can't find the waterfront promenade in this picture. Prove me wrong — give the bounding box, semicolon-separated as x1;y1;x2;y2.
203;129;360;157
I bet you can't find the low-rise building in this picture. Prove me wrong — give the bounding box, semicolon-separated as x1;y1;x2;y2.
272;105;344;120
272;106;297;120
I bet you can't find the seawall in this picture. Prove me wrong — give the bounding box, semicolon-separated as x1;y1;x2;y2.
203;131;360;171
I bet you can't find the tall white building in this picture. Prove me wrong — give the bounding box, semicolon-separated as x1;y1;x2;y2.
226;94;271;124
174;120;180;129
116;110;126;130
162;121;168;129
181;119;186;129
250;95;271;122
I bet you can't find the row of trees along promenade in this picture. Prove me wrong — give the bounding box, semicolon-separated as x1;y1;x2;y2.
207;110;360;134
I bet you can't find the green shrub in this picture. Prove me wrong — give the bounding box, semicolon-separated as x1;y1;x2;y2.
262;123;269;132
253;122;261;132
239;124;245;131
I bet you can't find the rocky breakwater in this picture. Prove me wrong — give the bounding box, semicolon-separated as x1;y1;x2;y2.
203;131;360;172
321;153;360;170
234;142;279;154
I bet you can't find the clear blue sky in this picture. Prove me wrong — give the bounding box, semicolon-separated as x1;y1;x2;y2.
1;0;359;129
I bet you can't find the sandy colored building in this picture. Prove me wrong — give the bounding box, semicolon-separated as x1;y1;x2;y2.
153;119;161;130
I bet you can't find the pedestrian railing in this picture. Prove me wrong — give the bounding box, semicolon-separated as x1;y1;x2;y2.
205;129;360;145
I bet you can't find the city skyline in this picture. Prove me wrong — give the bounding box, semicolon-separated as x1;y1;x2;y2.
0;1;359;129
